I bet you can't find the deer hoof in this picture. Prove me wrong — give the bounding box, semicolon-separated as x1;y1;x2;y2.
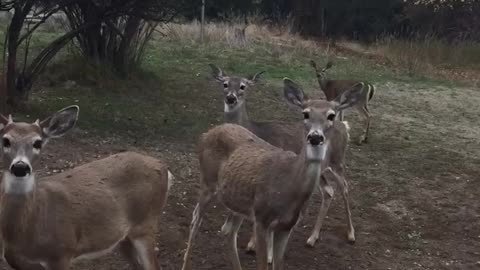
347;231;356;244
306;236;318;248
245;241;256;255
221;221;232;235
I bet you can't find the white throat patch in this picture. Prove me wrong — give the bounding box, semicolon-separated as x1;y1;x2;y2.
2;171;36;194
224;101;243;113
306;141;329;162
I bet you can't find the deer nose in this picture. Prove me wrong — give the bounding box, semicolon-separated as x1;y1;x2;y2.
307;132;325;146
10;161;31;177
225;95;237;105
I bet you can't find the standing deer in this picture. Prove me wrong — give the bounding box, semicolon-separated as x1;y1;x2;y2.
208;64;357;254
0;106;172;270
208;64;303;154
182;79;361;270
310;60;375;144
209;64;302;257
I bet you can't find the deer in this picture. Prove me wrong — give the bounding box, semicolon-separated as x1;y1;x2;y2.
310;59;375;144
208;64;303;257
0;105;173;270
208;64;358;256
208;64;303;154
181;78;362;270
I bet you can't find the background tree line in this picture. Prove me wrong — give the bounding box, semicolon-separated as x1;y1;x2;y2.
185;0;480;42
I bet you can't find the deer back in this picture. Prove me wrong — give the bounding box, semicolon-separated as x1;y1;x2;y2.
250;121;304;154
197;124;275;191
323;80;360;101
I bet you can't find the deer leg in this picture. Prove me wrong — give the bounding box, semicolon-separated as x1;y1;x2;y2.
118;239;141;269
181;190;213;270
3;250;44;270
306;175;334;247
267;230;274;264
327;168;355;243
227;215;244;270
254;222;269;270
357;105;370;144
132;236;162;270
246;227;256;254
221;214;233;235
45;258;71;270
272;230;292;270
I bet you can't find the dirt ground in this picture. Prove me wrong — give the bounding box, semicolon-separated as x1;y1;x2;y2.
0;81;479;270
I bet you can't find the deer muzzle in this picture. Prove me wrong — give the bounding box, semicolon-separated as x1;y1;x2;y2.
307;132;325;146
10;161;32;177
225;94;237;105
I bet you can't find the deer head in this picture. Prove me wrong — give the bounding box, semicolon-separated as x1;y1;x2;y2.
0;106;79;194
209;64;265;113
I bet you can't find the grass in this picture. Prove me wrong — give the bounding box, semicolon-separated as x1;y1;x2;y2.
23;39;403;142
1;21;478;143
1;21;480;270
376;35;480;70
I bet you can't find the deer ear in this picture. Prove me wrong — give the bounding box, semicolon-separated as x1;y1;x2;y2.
40;105;79;138
208;64;226;82
247;71;265;85
283;78;307;108
334;83;364;111
0;114;11;130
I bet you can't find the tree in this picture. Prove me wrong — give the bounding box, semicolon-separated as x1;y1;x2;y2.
0;0;186;109
63;0;182;76
290;0;405;41
404;0;480;40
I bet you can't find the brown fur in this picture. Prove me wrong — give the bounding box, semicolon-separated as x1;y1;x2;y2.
209;64;303;154
310;60;375;144
0;107;170;270
0;152;169;269
182;79;361;270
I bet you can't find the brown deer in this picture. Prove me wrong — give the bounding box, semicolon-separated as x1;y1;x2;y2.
0;106;172;270
208;64;303;154
182;79;361;270
310;60;375;144
209;64;303;257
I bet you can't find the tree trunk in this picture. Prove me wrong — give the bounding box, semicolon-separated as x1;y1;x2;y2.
5;0;34;107
116;16;141;77
292;0;322;37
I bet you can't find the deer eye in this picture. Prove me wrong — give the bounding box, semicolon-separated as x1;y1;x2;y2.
223;83;228;88
303;112;310;119
2;138;10;148
33;140;43;150
327;113;336;121
239;85;245;90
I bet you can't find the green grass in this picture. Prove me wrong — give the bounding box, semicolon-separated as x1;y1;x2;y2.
1;30;475;143
377;36;480;70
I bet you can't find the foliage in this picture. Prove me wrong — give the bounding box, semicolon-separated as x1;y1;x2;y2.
62;0;182;76
0;0;187;109
179;0;480;42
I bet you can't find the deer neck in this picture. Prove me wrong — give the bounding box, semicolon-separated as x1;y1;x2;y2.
320;81;328;93
0;172;40;244
224;102;252;129
315;70;328;92
296;140;329;193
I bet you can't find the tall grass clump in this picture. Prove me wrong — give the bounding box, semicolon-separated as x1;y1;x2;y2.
375;34;480;75
155;18;326;65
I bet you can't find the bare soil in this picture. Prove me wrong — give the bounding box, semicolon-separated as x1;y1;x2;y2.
0;82;479;270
